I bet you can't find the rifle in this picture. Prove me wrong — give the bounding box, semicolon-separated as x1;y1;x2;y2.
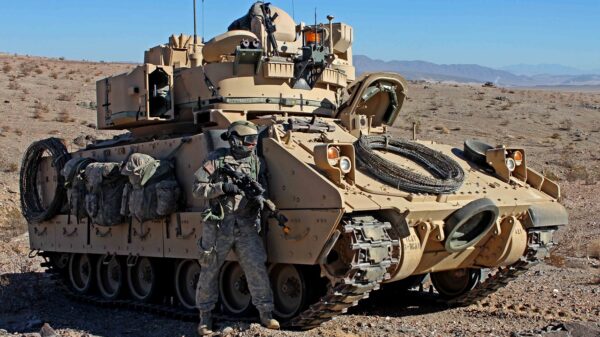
259;2;279;56
220;163;289;233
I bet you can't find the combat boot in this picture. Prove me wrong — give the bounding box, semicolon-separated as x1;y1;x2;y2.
197;311;213;336
259;311;280;330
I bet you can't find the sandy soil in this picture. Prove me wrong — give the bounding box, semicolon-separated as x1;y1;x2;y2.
0;54;599;337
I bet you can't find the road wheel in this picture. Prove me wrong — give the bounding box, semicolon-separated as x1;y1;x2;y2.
431;268;481;299
219;262;252;314
127;257;158;301
269;264;308;320
175;259;202;310
68;253;94;294
96;255;125;300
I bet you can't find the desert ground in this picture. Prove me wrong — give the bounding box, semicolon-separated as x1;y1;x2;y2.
0;53;598;337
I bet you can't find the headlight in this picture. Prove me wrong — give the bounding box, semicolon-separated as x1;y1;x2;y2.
505;158;516;172
339;156;352;174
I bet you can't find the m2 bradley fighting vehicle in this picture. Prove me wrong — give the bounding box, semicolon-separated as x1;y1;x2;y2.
20;1;568;330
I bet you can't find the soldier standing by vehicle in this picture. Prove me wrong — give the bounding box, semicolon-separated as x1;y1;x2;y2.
193;121;280;336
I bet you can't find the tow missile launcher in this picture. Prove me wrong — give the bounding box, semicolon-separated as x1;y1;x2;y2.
21;2;567;329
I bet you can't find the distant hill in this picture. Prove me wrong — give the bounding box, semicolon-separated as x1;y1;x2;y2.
354;55;600;87
499;64;591;76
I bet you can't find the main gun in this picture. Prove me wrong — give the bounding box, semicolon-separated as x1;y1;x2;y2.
220;163;289;232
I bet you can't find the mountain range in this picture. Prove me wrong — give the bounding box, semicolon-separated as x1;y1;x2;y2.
354;55;600;87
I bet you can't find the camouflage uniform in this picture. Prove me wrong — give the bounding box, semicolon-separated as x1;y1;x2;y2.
193;147;274;313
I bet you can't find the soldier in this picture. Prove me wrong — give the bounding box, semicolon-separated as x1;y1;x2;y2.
193;121;280;336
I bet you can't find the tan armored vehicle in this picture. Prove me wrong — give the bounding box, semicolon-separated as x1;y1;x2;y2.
20;2;567;329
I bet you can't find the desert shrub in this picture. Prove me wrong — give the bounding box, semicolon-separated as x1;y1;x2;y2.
57;93;72;101
55;108;75;123
0;207;28;241
558;119;573;131
2;64;12;73
3;162;18;173
587;239;600;259
550;133;561;139
7;80;20;90
32;101;49;119
545;252;565;268
50;72;58;79
543;169;560;181
566;165;588;182
14;129;22;136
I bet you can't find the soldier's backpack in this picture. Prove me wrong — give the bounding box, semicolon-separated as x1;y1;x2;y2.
120;153;181;223
61;157;96;223
84;162;127;226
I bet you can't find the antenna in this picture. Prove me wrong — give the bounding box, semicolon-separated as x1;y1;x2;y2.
202;0;206;43
193;0;198;49
291;0;295;21
314;7;317;29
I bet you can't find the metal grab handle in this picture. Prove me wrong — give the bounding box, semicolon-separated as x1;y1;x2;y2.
133;224;151;241
62;227;78;237
126;254;139;267
176;227;196;239
34;227;48;236
101;254;115;265
95;227;112;238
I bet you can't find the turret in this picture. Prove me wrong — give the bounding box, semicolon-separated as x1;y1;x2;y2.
95;2;356;132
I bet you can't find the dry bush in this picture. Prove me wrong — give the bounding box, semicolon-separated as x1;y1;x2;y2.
3;162;18;173
587;239;600;259
550;133;561;140
57;93;72;101
499;119;510;126
2;63;12;73
32;101;49;119
0;207;28;241
7;80;20;90
34;67;43;75
543;169;560;181
49;72;58;79
14;129;22;136
566;165;588;182
500;101;514;111
55;108;75;123
558;119;573;131
52;84;59;90
1;125;10;133
546;252;565;268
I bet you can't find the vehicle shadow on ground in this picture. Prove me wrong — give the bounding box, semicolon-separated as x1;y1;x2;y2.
1;272;449;336
0;272;198;337
350;283;450;318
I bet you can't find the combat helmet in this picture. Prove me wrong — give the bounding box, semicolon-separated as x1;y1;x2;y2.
222;120;259;156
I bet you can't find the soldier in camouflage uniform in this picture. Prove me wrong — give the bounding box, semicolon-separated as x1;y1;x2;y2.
193;121;280;336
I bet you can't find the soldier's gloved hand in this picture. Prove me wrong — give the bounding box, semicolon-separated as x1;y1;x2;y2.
222;183;241;195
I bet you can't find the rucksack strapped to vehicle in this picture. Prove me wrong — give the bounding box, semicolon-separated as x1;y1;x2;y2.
121;153;182;223
84;162;127;227
61;157;96;224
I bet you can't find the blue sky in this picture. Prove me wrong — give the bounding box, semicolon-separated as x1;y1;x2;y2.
1;0;599;70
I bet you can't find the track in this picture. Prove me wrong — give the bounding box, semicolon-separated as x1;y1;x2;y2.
285;215;399;329
40;226;555;330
